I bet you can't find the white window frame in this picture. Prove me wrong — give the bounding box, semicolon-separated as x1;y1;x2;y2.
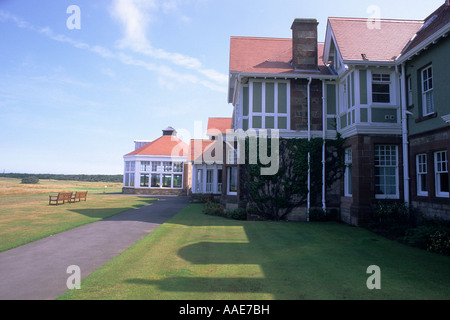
407;76;413;107
140;173;149;187
371;73;391;104
227;166;238;195
422;65;434;116
375;145;399;199
246;80;290;130
124;161;136;187
139;160;184;189
416;153;428;196
196;168;203;193
344;148;352;197
434;151;449;198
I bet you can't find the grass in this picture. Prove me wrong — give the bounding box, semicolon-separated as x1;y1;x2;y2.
58;203;450;300
0;178;156;252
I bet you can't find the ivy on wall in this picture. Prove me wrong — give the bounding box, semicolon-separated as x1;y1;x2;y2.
242;135;345;220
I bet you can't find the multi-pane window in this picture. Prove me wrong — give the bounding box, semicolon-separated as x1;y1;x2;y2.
416;154;428;196
151;174;160;188
242;81;289;130
173;174;183;188
173;162;183;172
140;161;151;172
124;161;135;187
124;173;134;187
422;66;434;116
162;174;172;188
344;148;352;197
140;174;149;187
435;151;449;198
163;161;173;172
375;145;398;198
140;160;184;189
372;73;391;103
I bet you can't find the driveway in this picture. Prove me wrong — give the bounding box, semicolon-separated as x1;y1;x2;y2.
0;196;190;300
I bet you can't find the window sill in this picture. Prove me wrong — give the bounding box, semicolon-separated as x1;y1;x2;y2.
415;112;437;123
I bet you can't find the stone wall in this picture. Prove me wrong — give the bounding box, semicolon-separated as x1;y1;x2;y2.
122;187;187;196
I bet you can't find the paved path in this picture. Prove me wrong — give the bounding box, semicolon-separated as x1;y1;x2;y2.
0;196;190;300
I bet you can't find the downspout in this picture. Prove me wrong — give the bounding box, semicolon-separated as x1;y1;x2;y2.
307;76;312;222
400;63;410;206
322;80;326;213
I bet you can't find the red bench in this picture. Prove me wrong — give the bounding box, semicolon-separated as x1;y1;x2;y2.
49;192;73;206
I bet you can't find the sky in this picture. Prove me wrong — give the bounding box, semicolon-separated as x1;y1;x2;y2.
0;0;445;175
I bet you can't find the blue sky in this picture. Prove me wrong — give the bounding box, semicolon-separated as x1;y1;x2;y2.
0;0;444;174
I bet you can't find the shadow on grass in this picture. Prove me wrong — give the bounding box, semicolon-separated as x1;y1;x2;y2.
125;277;267;294
120;204;450;300
67;196;189;224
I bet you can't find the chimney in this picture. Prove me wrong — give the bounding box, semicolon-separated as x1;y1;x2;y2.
162;126;176;136
291;19;319;70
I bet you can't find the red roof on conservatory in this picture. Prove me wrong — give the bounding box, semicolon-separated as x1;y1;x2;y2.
125;135;188;157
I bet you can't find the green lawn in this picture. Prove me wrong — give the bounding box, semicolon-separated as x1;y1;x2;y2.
59;203;450;300
0;178;156;252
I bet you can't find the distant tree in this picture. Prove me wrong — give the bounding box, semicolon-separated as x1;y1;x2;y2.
21;176;39;184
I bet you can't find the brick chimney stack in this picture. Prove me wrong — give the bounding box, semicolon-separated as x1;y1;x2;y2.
291;19;319;70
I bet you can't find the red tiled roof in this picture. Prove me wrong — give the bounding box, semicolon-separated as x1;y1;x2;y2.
125;135;188;157
229;37;330;75
328;17;423;62
206;117;232;135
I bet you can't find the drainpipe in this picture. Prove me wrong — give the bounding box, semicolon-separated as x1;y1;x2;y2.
322;80;327;213
400;63;410;206
307;76;312;222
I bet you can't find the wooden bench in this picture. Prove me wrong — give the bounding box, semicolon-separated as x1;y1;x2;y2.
49;192;73;206
70;191;88;203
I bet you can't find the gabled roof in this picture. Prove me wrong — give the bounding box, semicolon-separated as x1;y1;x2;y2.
229;37;331;76
328;17;423;62
206;117;232;136
125;135;188;157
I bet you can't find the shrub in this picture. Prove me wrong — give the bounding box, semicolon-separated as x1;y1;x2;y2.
21;176;39;184
309;208;327;221
202;201;224;217
225;208;247;221
403;224;450;255
403;226;436;249
428;230;450;255
371;201;410;224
